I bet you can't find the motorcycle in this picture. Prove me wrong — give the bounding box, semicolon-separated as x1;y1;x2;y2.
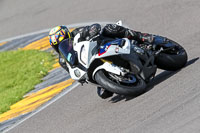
58;22;188;99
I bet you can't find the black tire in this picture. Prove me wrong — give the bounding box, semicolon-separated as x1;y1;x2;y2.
155;39;188;71
95;70;146;96
97;87;113;99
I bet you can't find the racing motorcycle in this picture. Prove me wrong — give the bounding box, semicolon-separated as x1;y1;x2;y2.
58;22;188;99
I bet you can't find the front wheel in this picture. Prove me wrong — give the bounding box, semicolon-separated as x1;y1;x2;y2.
95;70;146;96
155;39;188;71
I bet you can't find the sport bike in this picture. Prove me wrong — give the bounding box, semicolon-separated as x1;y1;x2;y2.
58;22;187;99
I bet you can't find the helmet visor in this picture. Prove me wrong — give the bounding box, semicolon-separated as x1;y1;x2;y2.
58;39;76;66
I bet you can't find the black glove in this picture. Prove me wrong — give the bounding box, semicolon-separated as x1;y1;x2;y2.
88;23;101;38
80;23;101;41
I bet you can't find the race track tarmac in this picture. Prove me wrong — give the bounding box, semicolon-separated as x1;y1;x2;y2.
1;0;200;133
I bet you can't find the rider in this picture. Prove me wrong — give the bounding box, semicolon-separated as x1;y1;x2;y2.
48;23;165;71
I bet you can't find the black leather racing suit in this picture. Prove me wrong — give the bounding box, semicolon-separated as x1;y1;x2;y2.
59;23;158;72
71;23;154;43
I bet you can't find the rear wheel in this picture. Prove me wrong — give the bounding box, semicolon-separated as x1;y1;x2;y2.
155;39;188;71
95;70;146;96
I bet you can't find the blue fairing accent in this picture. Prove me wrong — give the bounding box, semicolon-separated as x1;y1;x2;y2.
154;36;175;47
164;42;174;47
99;42;111;54
99;39;124;55
154;36;166;45
67;53;72;62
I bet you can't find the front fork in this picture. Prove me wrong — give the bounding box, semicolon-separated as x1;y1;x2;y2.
92;59;128;81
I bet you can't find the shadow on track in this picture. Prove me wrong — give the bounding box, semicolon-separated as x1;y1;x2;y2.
109;57;199;103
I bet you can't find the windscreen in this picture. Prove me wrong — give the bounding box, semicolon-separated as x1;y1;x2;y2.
58;39;77;66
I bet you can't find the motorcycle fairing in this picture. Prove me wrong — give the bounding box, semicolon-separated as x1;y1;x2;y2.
98;39;125;56
96;38;131;59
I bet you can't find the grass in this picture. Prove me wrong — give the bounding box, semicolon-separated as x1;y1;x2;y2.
0;50;55;114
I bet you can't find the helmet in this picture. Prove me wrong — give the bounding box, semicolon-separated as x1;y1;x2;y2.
48;26;71;52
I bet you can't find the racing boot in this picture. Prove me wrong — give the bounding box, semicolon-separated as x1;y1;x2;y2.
140;33;154;44
97;87;113;99
126;30;154;43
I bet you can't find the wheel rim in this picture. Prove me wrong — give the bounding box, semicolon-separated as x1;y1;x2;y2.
108;73;137;85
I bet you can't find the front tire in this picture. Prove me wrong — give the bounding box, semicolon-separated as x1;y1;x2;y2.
95;70;146;96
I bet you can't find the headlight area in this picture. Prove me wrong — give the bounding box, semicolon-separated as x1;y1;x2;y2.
74;69;81;77
80;45;87;65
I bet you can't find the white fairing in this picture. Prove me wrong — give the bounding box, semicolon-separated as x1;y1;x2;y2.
67;64;86;81
74;40;97;68
92;62;122;78
67;32;131;81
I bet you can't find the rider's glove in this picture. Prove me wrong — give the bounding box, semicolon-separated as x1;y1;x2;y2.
88;23;101;38
80;23;101;41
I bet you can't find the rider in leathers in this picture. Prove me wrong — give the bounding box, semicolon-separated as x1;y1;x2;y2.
49;23;165;71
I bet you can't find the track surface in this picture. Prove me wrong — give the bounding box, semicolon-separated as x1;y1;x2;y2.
1;0;200;132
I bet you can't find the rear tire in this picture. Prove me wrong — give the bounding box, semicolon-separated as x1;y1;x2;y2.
95;70;146;96
155;39;188;71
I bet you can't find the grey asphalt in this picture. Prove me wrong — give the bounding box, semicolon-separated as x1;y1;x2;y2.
0;0;200;133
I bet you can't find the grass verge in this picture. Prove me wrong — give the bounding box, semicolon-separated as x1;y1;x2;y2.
0;50;55;114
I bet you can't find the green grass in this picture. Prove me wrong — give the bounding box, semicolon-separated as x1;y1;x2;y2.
0;50;55;114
